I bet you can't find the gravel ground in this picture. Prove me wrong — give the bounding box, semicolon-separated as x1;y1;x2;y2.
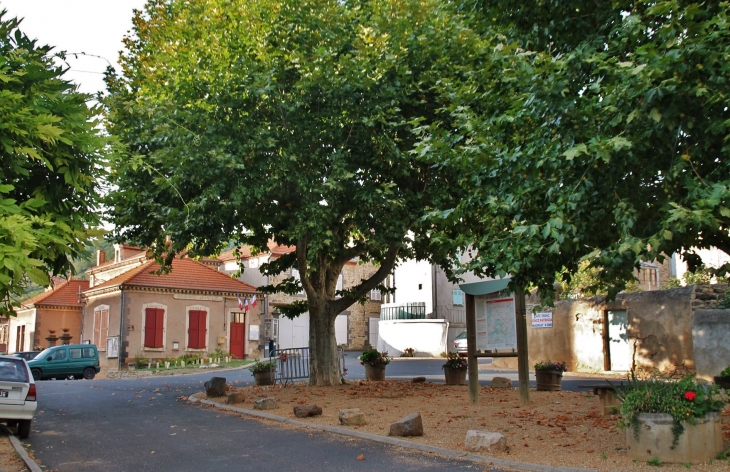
199;379;730;472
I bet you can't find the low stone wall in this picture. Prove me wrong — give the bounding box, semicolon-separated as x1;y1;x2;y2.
692;309;730;380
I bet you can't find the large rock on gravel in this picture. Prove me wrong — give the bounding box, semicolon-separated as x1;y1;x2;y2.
226;392;245;404
465;430;506;453
490;377;512;389
389;412;423;437
204;377;227;397
294;405;323;418
339;408;365;426
253;397;277;410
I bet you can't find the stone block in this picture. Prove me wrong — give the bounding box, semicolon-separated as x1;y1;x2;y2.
339;408;365;426
490;377;512;389
294;405;323;418
226;392;245;404
253;397;277;410
465;430;507;453
204;377;227;398
389;412;423;437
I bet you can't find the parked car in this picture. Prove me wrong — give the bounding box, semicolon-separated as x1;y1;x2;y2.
27;344;100;381
12;351;42;361
0;355;37;438
454;331;467;353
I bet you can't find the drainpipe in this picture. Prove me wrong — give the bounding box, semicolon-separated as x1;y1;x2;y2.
118;288;125;371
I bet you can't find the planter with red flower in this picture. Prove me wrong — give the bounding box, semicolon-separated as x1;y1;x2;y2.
614;373;728;464
358;349;390;381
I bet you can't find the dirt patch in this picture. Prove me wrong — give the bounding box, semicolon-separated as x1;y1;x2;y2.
0;430;30;472
198;380;730;472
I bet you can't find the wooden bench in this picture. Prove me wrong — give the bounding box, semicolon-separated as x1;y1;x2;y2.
578;384;620;415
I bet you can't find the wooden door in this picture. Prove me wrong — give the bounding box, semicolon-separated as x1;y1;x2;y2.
230;322;245;360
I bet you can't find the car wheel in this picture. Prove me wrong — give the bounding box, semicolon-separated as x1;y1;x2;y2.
6;420;18;429
17;420;31;439
83;367;96;380
31;369;41;381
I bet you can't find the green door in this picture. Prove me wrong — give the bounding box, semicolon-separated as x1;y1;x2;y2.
45;347;69;377
68;347;86;377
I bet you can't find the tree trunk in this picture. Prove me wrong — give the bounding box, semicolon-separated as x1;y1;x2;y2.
308;303;341;386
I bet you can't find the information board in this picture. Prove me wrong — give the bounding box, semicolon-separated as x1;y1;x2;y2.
475;296;517;350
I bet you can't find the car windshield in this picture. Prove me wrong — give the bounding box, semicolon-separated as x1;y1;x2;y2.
32;349;54;361
456;332;467;340
0;358;29;383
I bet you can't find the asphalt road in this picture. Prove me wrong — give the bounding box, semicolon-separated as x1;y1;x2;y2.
25;357;545;472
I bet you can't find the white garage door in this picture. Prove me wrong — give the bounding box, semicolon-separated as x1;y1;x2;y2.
369;317;379;347
278;312;310;350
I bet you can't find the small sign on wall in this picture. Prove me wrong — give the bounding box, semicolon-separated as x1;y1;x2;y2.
249;324;260;341
107;337;119;358
531;312;553;328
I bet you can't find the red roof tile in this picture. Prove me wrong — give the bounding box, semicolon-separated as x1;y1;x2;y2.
21;279;89;308
87;258;258;293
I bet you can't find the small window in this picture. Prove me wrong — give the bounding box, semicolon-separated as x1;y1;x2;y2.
336;274;343;291
370;289;382;301
82;348;96;358
69;348;82;359
453;289;464;306
50;349;67;361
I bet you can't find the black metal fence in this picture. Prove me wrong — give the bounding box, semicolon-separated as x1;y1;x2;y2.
268;347;346;386
380;303;426;320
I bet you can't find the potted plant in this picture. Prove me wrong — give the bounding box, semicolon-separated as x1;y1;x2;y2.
359;349;391;381
442;352;467;385
249;359;276;386
714;364;730;389
534;359;567;391
614;373;728;464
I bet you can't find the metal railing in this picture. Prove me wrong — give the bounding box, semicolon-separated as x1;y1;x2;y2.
267;347;346;386
380;303;426;320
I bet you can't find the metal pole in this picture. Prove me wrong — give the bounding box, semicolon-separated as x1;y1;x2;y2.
466;293;478;404
514;286;530;406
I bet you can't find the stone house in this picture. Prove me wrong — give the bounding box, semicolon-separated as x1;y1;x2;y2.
217;242;383;351
82;246;261;372
6;278;89;354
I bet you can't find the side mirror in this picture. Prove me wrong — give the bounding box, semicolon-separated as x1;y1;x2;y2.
47;358;53;362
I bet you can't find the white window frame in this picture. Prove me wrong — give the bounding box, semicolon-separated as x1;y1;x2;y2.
291;268;305;295
370;289;382;301
93;305;110;351
185;305;210;352
141;303;167;352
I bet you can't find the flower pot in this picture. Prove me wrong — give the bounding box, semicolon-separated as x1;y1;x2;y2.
626;412;723;464
443;366;467;385
364;363;386;381
253;368;276;386
713;375;730;389
535;369;563;391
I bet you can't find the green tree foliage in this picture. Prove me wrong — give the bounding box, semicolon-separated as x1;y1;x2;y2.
432;1;730;301
0;12;107;316
104;0;486;386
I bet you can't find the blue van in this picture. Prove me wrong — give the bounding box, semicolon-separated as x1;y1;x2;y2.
27;344;100;380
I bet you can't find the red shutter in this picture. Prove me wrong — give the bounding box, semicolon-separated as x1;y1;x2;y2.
154;309;164;348
144;308;157;348
197;311;207;349
188;311;199;349
188;311;207;349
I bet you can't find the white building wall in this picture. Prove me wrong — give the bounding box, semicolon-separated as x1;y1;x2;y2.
393;259;434;314
377;319;448;357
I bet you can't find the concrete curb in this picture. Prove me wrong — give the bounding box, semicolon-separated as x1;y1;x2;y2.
189;395;597;472
0;423;43;472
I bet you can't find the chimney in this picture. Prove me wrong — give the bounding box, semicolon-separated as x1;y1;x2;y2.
97;249;106;266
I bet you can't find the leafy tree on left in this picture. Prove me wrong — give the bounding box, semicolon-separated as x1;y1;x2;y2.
0;12;108;316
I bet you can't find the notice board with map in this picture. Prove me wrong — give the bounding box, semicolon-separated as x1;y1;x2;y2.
475;296;517;351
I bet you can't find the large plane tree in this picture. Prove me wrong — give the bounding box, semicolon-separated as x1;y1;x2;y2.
104;0;490;385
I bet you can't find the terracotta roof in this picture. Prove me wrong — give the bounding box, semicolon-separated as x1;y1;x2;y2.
21;279;89;308
88;249;147;272
86;258;258;293
217;247;253;262
269;244;296;257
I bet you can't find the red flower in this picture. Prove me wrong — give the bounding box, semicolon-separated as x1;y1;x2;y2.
684;391;696;401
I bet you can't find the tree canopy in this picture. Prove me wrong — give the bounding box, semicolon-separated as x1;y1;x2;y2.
433;0;730;300
104;0;488;385
0;12;107;316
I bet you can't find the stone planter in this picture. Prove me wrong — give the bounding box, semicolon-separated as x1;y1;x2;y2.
713;375;730;389
626;412;723;464
443;366;467;385
364;363;386;381
253;368;276;386
535;369;563;391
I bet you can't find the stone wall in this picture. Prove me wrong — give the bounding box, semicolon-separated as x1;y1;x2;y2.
491;285;729;379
